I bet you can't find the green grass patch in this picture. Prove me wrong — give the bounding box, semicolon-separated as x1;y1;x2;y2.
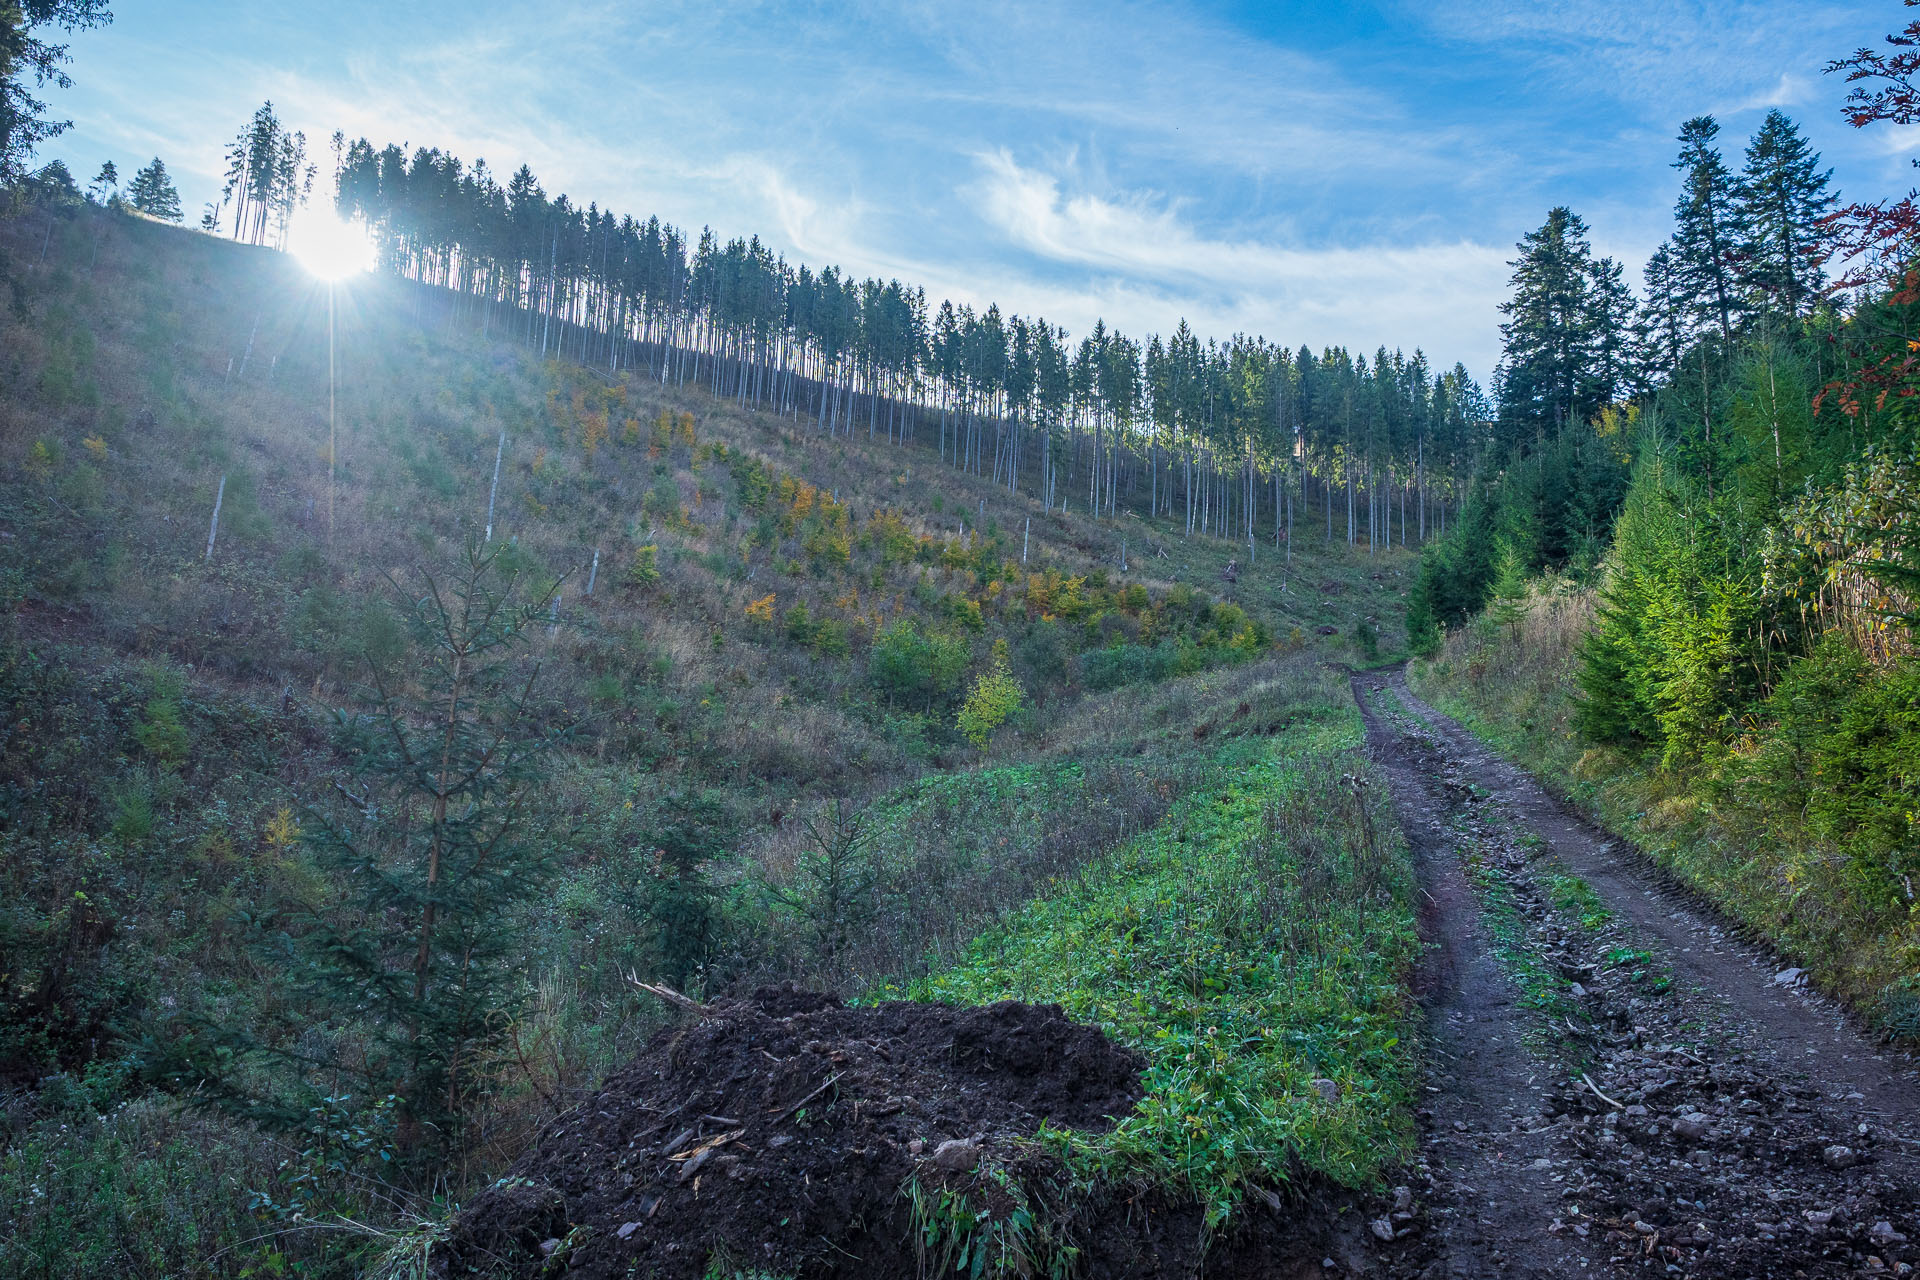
1602;945;1671;994
1460;837;1577;1038
907;717;1419;1226
1547;873;1611;929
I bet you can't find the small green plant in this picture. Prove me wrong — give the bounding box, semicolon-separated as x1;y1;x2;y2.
702;1254;794;1280
1602;946;1668;990
946;595;986;631
247;1092;398;1220
783;600;813;645
957;640;1023;748
1877;984;1920;1043
1603;946;1651;971
132;667;190;768
907;1171;1071;1280
109;783;155;845
627;543;661;587
26;438;58;477
807;616;850;658
364;1216;455;1280
1547;873;1610;929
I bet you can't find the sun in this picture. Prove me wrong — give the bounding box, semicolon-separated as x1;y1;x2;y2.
289;209;377;281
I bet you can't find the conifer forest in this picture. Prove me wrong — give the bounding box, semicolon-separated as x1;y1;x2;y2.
4;3;1920;1278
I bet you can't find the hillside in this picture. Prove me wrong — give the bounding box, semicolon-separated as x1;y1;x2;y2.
0;202;1422;1277
17;3;1920;1278
14;30;1920;1271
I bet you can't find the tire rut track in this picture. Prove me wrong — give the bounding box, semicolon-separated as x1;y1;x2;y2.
1385;669;1920;1125
1352;668;1585;1278
1354;666;1920;1279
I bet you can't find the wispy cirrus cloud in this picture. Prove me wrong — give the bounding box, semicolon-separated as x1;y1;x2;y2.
1406;1;1863;105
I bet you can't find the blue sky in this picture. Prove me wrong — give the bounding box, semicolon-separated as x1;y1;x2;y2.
45;1;1915;377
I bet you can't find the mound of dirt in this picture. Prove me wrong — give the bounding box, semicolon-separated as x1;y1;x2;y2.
438;988;1145;1278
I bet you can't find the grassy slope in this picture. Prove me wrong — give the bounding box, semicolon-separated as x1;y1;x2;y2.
914;673;1418;1223
1409;585;1920;1033
1;203;1415;818
0;205;1423;1276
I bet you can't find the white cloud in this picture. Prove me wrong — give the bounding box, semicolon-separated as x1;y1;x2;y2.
1870;124;1920;166
963;151;1511;368
1725;73;1816;116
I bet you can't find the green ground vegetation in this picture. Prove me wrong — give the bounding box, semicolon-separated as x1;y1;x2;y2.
0;201;1423;1277
913;677;1419;1229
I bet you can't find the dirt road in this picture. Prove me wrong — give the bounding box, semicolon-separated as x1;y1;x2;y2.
1353;665;1920;1279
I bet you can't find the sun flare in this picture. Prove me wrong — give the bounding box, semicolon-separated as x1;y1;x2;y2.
289;209;377;281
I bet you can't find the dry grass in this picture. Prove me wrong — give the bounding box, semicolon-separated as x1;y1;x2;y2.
4;207;1420;813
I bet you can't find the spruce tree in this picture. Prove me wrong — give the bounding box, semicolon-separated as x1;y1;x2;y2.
1737;109;1837;316
281;544;564;1154
1496;207;1599;440
125;155;181;220
1634;241;1691;388
0;1;111;187
29;155;75;200
1671;116;1744;346
1586;255;1638;407
1486;541;1531;640
644;788;738;990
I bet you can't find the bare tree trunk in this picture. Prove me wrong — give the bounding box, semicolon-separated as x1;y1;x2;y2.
205;475;226;560
485;431;505;542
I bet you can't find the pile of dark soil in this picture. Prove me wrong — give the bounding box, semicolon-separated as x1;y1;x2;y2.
438;988;1148;1278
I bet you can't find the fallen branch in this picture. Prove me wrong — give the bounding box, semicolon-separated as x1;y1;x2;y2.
1580;1072;1625;1110
769;1072;841;1123
628;976;709;1014
669;1129;745;1162
670;1129;746;1181
332;781;374;816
